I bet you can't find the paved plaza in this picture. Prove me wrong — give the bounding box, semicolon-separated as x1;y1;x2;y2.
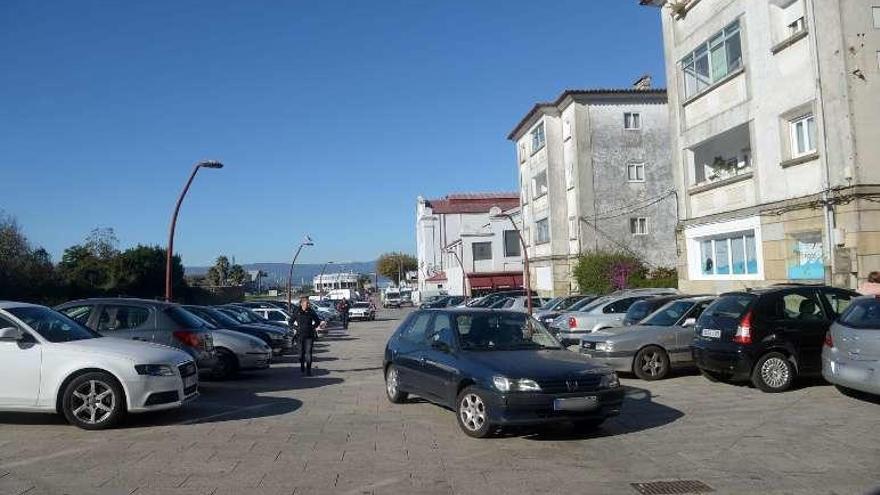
0;309;878;495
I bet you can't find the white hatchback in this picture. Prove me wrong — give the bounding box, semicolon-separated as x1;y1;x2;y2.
0;301;199;430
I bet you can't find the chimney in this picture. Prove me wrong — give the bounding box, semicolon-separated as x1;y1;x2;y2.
633;74;652;89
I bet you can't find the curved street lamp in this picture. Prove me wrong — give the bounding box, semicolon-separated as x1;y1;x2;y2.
318;261;335;298
443;243;468;301
286;236;314;313
165;160;224;302
489;206;532;315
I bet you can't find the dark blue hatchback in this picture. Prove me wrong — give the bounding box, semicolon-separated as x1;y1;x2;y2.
383;309;624;438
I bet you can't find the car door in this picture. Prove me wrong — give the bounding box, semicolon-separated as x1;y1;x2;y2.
674;302;709;364
0;314;42;407
420;312;460;405
771;290;829;374
95;304;155;343
393;312;433;395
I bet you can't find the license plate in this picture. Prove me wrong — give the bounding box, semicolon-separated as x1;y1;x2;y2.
553;396;598;411
183;375;197;389
702;329;722;338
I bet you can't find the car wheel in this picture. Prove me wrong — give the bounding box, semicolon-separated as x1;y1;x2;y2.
212;349;238;380
633;346;670;381
61;372;125;430
699;369;725;382
456;387;493;438
752;352;795;393
385;365;408;404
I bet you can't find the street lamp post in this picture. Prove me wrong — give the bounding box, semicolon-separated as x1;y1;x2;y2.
489;206;532;315
443;243;468;301
318;261;334;298
165;160;224;302
286;236;314;314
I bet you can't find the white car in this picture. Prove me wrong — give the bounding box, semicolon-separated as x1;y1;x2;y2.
349;302;376;321
0;301;198;430
251;307;290;326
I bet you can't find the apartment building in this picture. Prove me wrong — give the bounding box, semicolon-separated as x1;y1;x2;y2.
416;193;524;296
508;79;676;297
642;0;880;292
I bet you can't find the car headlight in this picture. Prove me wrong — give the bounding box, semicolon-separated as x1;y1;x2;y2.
599;372;620;389
135;364;175;377
492;376;542;392
595;342;614;352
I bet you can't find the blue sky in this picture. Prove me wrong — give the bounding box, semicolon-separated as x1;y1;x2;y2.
0;0;666;266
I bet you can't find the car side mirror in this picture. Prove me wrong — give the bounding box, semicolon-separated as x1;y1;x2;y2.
682;318;696;327
0;327;24;341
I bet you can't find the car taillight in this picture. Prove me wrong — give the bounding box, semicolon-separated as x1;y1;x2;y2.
568;317;577;329
733;310;753;345
173;330;201;348
824;332;833;348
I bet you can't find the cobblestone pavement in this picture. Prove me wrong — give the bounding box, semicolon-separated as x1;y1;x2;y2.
1;309;879;495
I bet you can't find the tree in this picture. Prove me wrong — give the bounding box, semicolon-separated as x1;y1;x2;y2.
112;245;185;299
84;227;119;260
0;212;58;303
228;264;249;286
572;250;677;295
205;256;231;286
376;252;417;284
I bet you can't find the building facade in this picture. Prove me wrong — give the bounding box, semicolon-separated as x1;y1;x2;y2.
642;0;880;293
508;81;676;297
313;272;359;293
416;193;524;296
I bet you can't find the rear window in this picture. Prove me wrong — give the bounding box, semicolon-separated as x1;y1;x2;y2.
703;295;754;319
625;301;656;322
166;307;209;329
838;299;880;330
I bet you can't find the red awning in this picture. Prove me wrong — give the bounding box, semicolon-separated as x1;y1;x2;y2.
466;273;523;290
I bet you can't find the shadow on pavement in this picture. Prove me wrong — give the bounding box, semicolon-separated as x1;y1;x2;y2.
512;385;684;441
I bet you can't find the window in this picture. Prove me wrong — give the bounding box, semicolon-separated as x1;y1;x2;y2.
60;305;93;325
839;298;880;329
682;20;743;98
873;6;880;28
624;112;641;130
472;242;492;261
97;306;150;332
788;16;805;37
518;142;527;163
790;114;817;157
627;163;645;182
700;230;759;276
565;160;574;188
766;293;826;321
604;297;639;314
630;218;647;235
503;230;521;257
532;169;548;198
530;122;545;153
265;310;286;322
569;217;578;240
821;290;854;317
535;218;550;244
401;312;432;343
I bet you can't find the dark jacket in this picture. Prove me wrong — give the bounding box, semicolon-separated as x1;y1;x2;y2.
291;305;321;341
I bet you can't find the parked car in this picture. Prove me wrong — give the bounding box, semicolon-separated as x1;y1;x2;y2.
550;289;678;345
237;301;287;310
465;290;526;308
56;298;216;371
420;295;466;309
535;295;599;328
208;329;271;380
1;302;198;429
496;296;551;313
186;305;292;356
580;296;715;380
219;305;289;330
692;285;858;392
349;301;377;321
621;295;691;326
383;309;624;438
822;295;880;396
251;307;291;326
538;295;592;313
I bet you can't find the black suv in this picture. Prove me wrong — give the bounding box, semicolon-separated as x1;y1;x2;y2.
692;285;858;392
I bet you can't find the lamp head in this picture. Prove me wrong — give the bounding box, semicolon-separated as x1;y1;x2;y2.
489;206;504;218
198;160;224;169
302;235;314;246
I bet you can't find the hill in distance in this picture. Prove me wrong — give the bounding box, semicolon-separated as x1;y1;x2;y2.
185;261;394;287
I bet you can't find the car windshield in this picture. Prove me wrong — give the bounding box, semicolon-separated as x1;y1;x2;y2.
642;301;694;326
539;297;562;311
838;299;880;329
576;296;610;313
456;313;562;351
8;306;100;343
166;307;209;329
219;307;257;324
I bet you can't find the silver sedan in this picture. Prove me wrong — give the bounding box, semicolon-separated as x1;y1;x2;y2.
209;329;272;380
823;296;880;396
579;297;714;380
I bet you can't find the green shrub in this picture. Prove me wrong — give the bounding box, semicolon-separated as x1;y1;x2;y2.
573;250;677;294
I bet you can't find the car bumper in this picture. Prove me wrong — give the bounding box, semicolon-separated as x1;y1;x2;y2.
127;374;199;413
692;343;753;381
483;387;625;426
578;350;634;373
823;350;880;395
239;351;272;370
553;330;591;346
350;312;372;319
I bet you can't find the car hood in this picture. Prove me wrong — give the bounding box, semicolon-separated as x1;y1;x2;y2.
56;337;191;364
463;349;608;379
212;329;267;347
238;323;287;335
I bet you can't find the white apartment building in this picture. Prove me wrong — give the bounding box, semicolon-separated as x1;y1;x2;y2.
313;272;359;293
416;193;524;296
508;80;675;296
642;0;880;292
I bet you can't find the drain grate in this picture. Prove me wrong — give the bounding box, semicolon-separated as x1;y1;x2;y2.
631;480;714;495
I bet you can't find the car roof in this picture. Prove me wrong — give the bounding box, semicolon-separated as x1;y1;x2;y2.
420;308;529;315
56;297;174;307
720;285;852;297
0;301;45;310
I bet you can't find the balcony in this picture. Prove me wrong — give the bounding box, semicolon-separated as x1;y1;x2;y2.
687;123;755;217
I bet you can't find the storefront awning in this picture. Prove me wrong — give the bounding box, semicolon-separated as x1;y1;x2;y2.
466;272;523;290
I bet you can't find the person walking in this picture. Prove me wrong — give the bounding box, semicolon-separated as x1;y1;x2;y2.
858;271;880;296
292;296;322;376
337;298;351;329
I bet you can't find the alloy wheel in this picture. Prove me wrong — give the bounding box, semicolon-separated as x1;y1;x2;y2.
641;352;662;376
459;393;486;432
386;367;399;397
761;357;790;389
70;379;116;425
